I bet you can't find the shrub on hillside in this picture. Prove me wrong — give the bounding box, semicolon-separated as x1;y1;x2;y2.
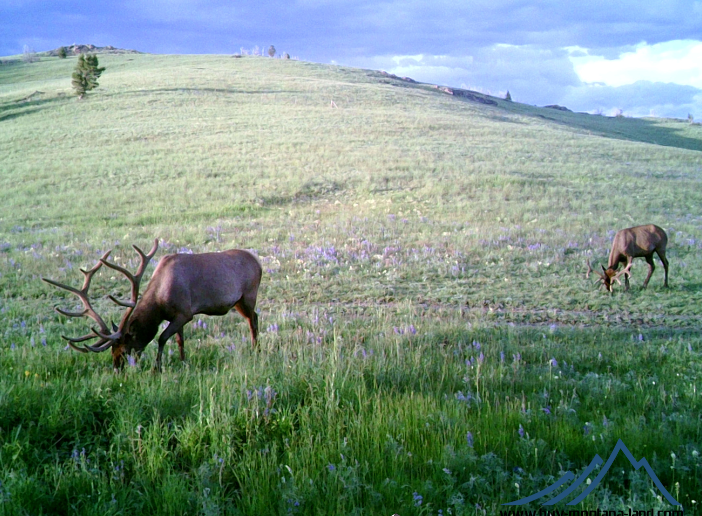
22;45;37;63
71;54;105;99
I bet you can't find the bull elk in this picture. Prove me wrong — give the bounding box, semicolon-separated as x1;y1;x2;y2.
586;224;669;292
42;240;262;371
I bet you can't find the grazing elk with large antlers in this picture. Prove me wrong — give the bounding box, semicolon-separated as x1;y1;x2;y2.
43;240;262;371
586;224;669;292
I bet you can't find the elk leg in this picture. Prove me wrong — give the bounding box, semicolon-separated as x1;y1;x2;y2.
234;295;258;348
176;327;185;361
622;257;632;290
643;256;655;289
156;315;192;371
657;250;669;287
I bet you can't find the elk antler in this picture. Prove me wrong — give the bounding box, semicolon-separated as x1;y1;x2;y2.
586;260;606;281
100;239;159;335
612;262;633;285
42;251;119;353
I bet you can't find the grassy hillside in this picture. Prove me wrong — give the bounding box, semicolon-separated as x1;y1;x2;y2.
0;53;701;515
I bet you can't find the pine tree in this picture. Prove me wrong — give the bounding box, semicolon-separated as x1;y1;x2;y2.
57;46;67;59
72;54;105;99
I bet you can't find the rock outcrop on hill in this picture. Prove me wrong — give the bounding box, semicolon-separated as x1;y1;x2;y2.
47;44;142;56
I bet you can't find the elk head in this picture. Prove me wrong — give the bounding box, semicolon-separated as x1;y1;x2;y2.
42;240;158;370
586;259;632;292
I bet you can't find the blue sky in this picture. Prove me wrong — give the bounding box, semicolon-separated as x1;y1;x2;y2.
2;0;701;118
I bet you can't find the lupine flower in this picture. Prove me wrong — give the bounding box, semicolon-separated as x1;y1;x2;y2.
518;425;525;438
466;431;474;448
549;358;558;367
542;406;551;415
412;492;423;506
455;391;473;403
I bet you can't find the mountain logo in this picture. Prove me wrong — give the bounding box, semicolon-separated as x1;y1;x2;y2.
503;439;681;506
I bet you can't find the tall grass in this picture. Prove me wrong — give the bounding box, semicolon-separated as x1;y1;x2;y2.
0;53;701;514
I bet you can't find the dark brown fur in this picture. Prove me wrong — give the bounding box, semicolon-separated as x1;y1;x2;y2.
44;242;262;371
588;224;669;292
114;250;262;370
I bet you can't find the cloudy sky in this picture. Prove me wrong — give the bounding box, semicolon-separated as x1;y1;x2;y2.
2;0;701;118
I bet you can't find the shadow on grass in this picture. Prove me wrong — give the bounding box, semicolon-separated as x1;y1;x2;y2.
0;95;71;122
531;108;702;152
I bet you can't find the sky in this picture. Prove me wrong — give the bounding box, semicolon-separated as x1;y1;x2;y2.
2;1;702;119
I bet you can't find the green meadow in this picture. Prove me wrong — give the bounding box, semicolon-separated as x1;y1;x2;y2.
0;52;701;515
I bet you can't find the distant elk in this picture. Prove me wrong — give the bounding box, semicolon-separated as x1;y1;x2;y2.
43;240;262;371
586;224;669;292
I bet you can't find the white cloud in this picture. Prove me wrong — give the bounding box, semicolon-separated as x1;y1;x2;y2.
343;44;580;104
570;39;702;88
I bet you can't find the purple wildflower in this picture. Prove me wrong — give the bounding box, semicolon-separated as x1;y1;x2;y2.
518;425;525;438
549;358;558;367
542;406;551;415
412;492;423;506
466;431;474;448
